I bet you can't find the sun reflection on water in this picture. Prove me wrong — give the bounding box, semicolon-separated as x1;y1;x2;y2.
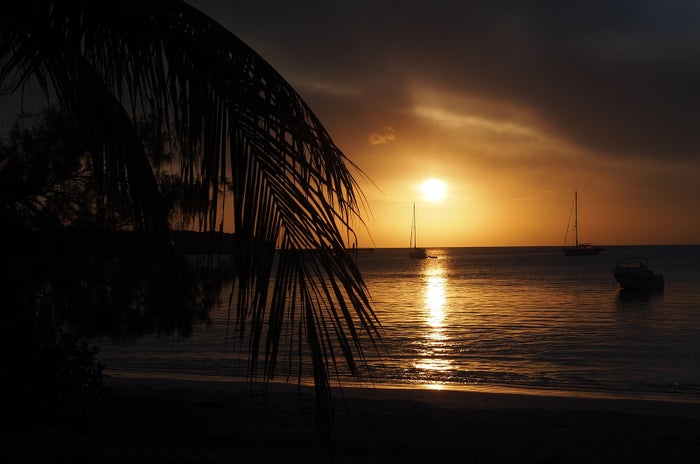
415;259;453;378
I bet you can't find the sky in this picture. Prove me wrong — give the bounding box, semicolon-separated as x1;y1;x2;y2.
8;1;699;248
185;0;700;248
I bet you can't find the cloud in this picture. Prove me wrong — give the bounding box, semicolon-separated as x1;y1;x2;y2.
287;72;362;99
413;105;535;138
192;0;700;161
368;127;396;145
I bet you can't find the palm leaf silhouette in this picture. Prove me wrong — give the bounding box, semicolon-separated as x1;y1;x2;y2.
1;0;380;434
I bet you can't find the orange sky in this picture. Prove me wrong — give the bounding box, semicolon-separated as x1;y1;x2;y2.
186;0;700;248
14;1;700;248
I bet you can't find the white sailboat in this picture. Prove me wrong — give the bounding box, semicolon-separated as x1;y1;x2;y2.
563;191;602;256
409;202;428;259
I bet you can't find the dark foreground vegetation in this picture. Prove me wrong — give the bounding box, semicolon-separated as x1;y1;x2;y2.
1;1;378;440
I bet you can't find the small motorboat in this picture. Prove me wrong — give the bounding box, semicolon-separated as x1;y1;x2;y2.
612;258;664;291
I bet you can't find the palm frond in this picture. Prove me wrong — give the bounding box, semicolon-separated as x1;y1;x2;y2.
1;0;380;434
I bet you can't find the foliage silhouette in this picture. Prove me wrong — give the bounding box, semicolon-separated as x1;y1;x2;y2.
1;109;224;423
1;0;379;437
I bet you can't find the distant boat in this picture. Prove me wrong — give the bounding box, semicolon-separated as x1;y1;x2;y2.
563;191;602;256
408;203;429;259
612;257;664;291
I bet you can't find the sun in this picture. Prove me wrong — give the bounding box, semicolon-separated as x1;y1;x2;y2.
420;178;448;203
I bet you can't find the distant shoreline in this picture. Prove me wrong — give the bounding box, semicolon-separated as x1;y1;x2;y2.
363;244;700;250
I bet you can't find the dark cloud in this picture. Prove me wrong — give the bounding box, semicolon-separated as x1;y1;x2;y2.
191;1;700;160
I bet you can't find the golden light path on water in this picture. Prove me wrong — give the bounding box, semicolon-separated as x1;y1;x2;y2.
414;258;452;378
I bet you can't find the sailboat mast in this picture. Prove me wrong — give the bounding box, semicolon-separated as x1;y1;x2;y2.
574;190;579;247
412;202;417;249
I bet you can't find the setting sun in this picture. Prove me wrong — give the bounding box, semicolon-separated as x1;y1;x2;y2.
420;178;448;203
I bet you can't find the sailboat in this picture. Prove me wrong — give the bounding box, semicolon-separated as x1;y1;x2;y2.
563;191;602;256
408;202;429;259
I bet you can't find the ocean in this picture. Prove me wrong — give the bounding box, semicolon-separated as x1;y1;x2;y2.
95;245;700;402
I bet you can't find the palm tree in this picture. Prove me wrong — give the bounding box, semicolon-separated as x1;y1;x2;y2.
1;0;379;435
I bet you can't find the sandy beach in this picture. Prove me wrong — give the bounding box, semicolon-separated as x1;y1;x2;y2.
8;376;700;463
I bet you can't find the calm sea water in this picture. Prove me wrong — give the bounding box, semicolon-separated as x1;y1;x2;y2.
96;245;700;401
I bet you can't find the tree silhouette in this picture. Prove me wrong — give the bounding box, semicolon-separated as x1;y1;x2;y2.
1;0;379;436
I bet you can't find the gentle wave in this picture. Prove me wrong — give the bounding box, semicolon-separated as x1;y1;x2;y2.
96;245;700;401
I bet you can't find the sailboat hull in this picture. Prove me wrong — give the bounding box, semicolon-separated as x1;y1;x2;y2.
563;245;602;256
409;248;428;259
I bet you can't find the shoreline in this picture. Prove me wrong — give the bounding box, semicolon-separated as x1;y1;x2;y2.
102;370;700;407
103;373;700;415
10;374;700;462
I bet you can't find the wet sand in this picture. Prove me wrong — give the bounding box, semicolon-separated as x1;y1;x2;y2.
9;376;700;463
